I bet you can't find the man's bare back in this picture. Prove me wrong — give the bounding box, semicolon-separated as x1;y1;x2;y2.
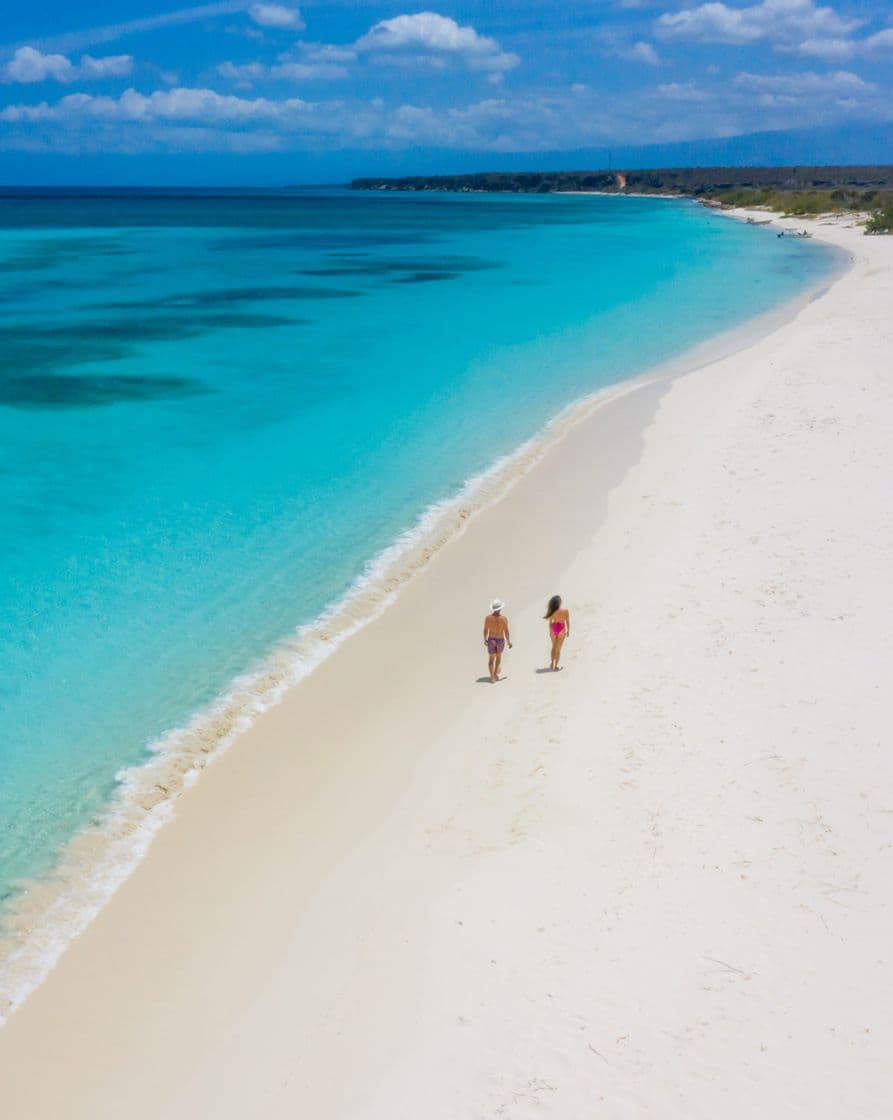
483;612;510;639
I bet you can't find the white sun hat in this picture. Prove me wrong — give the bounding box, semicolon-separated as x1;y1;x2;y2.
490;599;505;613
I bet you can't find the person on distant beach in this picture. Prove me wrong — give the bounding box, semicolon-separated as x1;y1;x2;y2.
544;594;570;671
483;599;512;683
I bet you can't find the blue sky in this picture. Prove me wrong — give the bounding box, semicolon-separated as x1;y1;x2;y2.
1;1;891;180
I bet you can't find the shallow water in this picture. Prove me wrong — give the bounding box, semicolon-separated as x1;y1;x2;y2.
0;188;836;920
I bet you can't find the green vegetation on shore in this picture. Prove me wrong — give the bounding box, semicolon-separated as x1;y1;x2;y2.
351;165;893;233
865;199;893;234
712;185;893;228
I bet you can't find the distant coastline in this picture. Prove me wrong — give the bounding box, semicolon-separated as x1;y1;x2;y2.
351;164;893;232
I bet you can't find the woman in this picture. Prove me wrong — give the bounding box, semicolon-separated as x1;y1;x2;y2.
544;594;570;671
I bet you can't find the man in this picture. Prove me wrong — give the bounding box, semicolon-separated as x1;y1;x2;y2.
483;599;512;683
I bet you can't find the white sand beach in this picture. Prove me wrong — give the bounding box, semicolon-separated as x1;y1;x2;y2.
1;210;891;1118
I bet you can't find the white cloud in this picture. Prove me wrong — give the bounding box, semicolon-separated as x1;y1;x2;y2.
273;61;348;79
596;29;660;66
731;66;883;110
21;2;246;55
79;55;134;79
248;3;304;29
795;36;856;60
218;59;348;83
0;86;314;125
864;27;893;53
657;80;710;100
225;23;265;40
217;61;266;86
654;0;893;64
1;53;888;158
298;43;357;65
733;67;873;94
214;13;519;93
624;40;661;64
217;40;355;86
3;47;73;83
1;46;133;84
797;24;893;59
355;12;520;74
656;0;861;47
357;12;486;53
0;86;573;152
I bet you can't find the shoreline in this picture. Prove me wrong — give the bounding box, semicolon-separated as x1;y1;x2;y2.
2;206;890;1118
0;223;843;1023
0;373;660;1021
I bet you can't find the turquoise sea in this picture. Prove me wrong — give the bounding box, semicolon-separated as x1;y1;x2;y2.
0;188;836;997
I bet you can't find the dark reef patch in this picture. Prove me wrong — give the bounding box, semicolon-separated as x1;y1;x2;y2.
0;373;210;409
1;337;128;374
0;237;132;272
91;285;360;312
299;255;501;280
53;311;301;341
207;231;434;253
0;312;303;377
390;271;459;284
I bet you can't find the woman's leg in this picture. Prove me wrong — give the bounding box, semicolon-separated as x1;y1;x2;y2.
553;633;567;668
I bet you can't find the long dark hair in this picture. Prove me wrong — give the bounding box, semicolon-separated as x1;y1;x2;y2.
544;594;562;619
